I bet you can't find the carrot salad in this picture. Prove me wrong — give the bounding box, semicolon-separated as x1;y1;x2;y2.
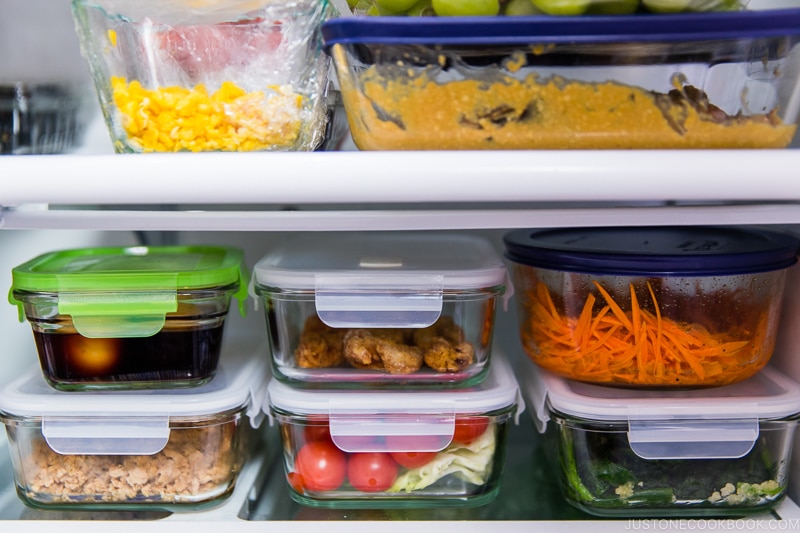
522;280;770;387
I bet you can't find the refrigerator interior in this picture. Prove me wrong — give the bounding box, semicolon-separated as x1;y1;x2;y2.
5;0;800;530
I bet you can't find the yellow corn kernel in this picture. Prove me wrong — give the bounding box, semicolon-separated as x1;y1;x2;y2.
111;78;303;152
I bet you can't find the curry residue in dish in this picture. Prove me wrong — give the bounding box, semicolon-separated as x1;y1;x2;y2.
340;63;796;150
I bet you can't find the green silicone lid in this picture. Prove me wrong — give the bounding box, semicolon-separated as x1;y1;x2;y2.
8;245;248;337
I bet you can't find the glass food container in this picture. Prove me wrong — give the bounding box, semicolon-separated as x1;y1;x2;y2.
252;232;508;389
0;349;268;510
321;8;800;150
70;0;333;153
8;245;248;391
503;226;800;388
267;351;522;508
520;357;800;517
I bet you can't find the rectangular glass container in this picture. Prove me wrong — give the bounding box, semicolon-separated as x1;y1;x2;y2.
267;352;522;508
0;350;268;510
71;0;333;153
322;8;800;150
9;245;248;391
252;233;508;389
520;358;800;517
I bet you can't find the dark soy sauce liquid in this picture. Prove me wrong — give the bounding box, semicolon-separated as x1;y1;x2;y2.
32;325;225;388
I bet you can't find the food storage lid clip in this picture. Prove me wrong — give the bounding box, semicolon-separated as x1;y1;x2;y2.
267;352;523;453
251;233;509;328
504;226;800;276
0;340;268;455
8;245;248;337
522;358;800;461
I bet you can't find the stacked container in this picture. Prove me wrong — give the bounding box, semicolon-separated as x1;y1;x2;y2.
503;225;800;516
0;245;268;510
253;232;523;507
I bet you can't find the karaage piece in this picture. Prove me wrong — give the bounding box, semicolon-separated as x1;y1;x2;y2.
413;316;474;373
343;328;424;374
294;315;346;368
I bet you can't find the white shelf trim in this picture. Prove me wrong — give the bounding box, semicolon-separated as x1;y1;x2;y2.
1;150;798;206
2;203;799;231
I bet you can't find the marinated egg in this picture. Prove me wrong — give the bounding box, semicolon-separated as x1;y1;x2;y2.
64;335;121;375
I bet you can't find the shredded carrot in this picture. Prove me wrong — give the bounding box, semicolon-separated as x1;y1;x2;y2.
521;280;773;387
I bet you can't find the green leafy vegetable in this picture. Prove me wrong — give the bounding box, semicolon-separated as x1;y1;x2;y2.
390;424;496;492
556;423;786;511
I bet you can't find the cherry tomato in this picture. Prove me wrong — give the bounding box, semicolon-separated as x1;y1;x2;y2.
453;416;489;445
303;422;332;444
295;440;347;492
346;453;399;493
385;434;443;469
389;451;437;469
287;471;305;493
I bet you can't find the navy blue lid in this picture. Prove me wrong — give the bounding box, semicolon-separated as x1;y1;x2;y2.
322;9;800;47
503;226;800;276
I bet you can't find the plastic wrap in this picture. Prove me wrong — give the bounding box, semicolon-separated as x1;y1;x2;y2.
72;0;333;152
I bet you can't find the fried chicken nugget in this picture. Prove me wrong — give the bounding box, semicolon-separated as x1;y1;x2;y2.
343;328;424;374
294;315;346;368
412;316;474;373
421;337;474;373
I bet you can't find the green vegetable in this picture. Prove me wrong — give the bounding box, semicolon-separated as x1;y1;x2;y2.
559;425;596;503
556;423;785;510
642;0;740;13
376;0;419;13
586;0;638;14
406;0;435;15
504;0;543;16
390;423;496;492
531;0;591;14
432;0;501;16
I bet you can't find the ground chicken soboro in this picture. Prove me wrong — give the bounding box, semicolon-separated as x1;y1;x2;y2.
338;57;796;150
17;422;241;504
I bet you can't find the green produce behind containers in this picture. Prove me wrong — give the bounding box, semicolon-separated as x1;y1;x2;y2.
353;0;744;15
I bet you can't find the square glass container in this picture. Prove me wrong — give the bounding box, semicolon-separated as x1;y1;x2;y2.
267;352;522;508
321;8;800;149
0;349;268;510
503;226;799;388
252;233;508;389
8;245;248;391
520;357;800;517
71;0;333;153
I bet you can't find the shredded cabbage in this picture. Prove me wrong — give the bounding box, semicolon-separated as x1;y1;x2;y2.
389;423;497;493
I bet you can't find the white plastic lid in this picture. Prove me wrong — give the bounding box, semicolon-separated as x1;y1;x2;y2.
267;352;523;453
0;337;269;456
251;232;508;328
521;357;800;461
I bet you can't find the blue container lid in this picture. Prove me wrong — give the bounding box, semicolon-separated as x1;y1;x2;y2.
503;226;800;276
322;9;800;47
